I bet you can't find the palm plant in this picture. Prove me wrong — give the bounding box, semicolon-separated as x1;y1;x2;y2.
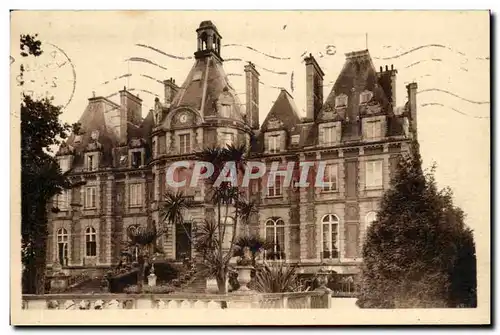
158;143;254;301
122;223;166;293
160;190;194;243
233;235;274;267
253;262;302;293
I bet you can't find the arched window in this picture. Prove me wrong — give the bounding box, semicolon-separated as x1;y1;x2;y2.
85;226;97;257
56;228;69;266
265;218;286;260
322;214;339;259
359;90;373;104
365;211;377;228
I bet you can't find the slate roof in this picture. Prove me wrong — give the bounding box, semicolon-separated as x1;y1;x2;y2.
62;97;122;168
260;89;301;132
171;56;244;119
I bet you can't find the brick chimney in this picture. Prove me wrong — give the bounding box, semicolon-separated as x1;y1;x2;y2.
244;62;260;130
406;82;418;137
377;64;398;108
119;86;142;144
304;54;324;121
163;78;178;106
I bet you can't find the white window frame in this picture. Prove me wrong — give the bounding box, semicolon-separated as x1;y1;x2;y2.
335;94;348;108
58;157;70;173
130;150;143;168
265;218;286;260
55;190;69;210
365;160;383;189
365;120;382;140
268;135;280;154
85;226;97;257
267;174;283;198
322;164;338;192
323;126;337;145
84;186;97;209
179;133;191;155
56;228;69;266
129;183;143;207
86;153;98;172
220;104;232;118
321;214;340;259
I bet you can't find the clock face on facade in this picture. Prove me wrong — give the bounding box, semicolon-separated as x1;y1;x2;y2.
179;113;188;123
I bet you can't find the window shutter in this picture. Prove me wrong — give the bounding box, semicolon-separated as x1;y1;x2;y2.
319;128;325;145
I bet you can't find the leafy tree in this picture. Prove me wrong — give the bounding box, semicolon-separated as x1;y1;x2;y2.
357;138;477;308
20;34;80;294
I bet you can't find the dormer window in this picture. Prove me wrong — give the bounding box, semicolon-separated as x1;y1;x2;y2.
131;151;142;168
58;157;71;173
335;94;348;108
365;120;382;140
360;90;373;105
179;133;191;154
268;134;280;154
218;88;234;118
86;153;98;172
323;126;337;145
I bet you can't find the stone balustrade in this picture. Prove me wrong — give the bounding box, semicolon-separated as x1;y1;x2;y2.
22;291;332;310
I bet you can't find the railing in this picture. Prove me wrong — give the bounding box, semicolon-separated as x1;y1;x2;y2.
22;291;331;310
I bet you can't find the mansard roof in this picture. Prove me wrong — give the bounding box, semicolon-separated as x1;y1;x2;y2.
61;96;121;167
320;50;391;121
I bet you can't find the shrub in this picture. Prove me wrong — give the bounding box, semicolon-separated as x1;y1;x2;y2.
253;263;301;293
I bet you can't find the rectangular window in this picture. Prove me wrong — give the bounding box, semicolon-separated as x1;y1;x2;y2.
323;126;337;145
129;183;143;207
268;135;280;153
366;121;382;139
179;134;191;154
323;164;338;192
55;190;69;210
220;105;232;118
84;186;97;208
365;160;383;188
59;158;70;173
131;151;142;168
86;154;98;171
267;175;283;197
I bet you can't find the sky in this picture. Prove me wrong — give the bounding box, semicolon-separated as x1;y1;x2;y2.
10;11;490;239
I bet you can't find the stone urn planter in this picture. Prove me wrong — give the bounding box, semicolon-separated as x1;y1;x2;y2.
235;265;253;292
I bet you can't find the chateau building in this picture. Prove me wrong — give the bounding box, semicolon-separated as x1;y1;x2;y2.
48;21;418;277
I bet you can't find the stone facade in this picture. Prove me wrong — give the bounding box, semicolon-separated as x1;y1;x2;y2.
47;21;417;276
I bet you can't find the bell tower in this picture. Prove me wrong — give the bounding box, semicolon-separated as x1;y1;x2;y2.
195;20;222;61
